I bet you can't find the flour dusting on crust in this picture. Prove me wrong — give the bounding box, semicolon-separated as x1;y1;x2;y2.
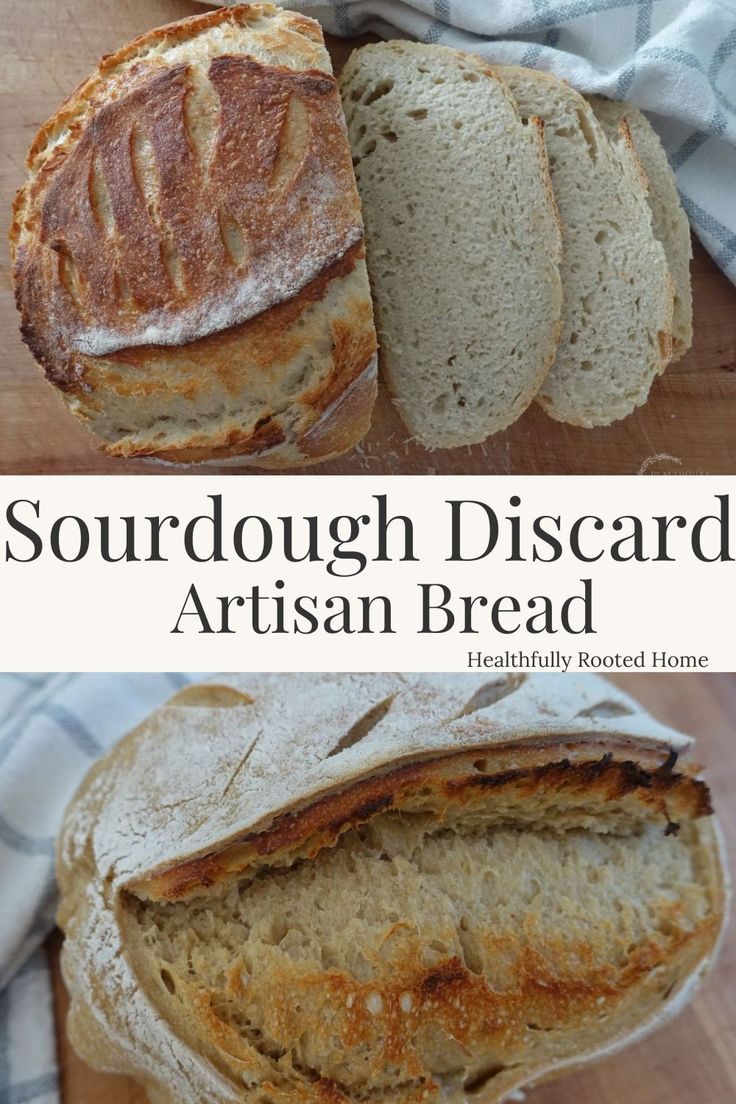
10;4;377;467
57;674;724;1104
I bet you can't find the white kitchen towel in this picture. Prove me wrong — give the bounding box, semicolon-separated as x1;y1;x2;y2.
216;0;736;282
0;673;198;1104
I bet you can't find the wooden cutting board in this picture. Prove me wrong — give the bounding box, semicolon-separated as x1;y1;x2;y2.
47;673;736;1104
2;0;736;474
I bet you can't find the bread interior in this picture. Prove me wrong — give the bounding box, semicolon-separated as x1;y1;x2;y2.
124;750;719;1104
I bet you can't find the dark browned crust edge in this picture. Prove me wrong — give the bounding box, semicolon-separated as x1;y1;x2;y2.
135;742;711;902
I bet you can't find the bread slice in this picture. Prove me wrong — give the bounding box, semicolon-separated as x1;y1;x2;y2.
11;4;377;467
589;96;693;359
339;43;563;449
498;67;674;427
57;673;726;1104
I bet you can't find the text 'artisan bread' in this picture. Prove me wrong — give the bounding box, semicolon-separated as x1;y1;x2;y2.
58;673;726;1104
11;4;378;466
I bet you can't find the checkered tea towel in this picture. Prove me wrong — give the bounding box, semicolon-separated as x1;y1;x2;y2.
217;0;736;282
0;674;198;1104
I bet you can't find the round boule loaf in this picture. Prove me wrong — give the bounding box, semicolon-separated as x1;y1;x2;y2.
57;673;726;1104
11;5;378;467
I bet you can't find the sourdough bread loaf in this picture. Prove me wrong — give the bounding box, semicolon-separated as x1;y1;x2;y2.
11;4;377;466
339;43;563;448
499;67;675;427
589;96;693;360
57;673;726;1104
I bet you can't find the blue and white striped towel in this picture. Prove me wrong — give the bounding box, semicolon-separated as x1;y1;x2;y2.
248;0;736;282
0;674;198;1104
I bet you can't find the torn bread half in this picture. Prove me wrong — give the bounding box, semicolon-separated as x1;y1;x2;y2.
499;67;674;428
10;4;377;466
589;96;693;360
58;673;726;1104
339;43;563;449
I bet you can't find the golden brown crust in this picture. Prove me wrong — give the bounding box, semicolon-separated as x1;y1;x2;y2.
137;742;711;902
11;3;377;466
17;6;326;174
16;56;361;369
179;913;714;1104
56;676;726;1104
84;243;378;465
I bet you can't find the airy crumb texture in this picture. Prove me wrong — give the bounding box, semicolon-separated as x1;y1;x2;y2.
589;97;693;360
499;68;674;428
11;4;377;466
132;812;714;1104
340;42;563;449
56;675;725;1104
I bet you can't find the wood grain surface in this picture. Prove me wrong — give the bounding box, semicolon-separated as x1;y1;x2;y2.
2;0;736;474
46;673;736;1104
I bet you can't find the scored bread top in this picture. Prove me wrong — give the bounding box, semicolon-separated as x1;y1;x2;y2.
56;673;725;1104
60;672;696;894
11;4;365;384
